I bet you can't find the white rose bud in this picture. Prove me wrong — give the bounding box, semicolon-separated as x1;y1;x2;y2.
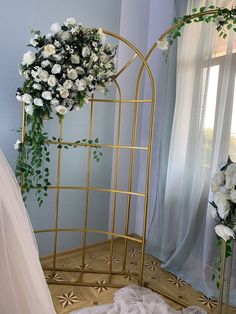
55;105;68;115
82;46;90;57
67;68;78;80
215;224;235;242
47;75;57;87
38;69;49;82
63;80;73;89
22;94;33;104
14;139;21;150
156;37;169;51
42;91;52;100
50;98;59;106
43;44;56;57
25;104;34;115
71;54;80;64
64;17;76;26
51;23;61;34
22;51;36;66
51;64;61;74
33;98;44;106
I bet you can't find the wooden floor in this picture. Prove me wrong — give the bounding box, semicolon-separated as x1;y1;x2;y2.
41;239;236;314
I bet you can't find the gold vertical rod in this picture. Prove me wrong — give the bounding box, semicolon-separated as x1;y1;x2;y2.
108;79;122;283
52;118;63;270
225;241;233;314
21;103;26;143
81;95;94;268
218;240;227;314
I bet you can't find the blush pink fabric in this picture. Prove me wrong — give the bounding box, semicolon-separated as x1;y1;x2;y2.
0;149;56;314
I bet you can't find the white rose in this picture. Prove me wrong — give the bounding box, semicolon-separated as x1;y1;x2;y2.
41;60;52;68
43;44;56;57
14;139;21;150
64;17;76;27
67;68;78;80
211;171;225;192
71;54;80;64
51;64;61;74
214;192;231;219
63;80;73;89
215;224;235;242
58;87;69;98
60;31;71;41
75;79;86;91
42;91;52;100
82;46;90;57
32;83;42;90
33;98;44;106
76;66;85;75
51;23;61;34
156;37;169;50
22;51;36;66
16;93;22;101
47;75;57;87
230;190;236;203
25;104;34;115
55;105;68;115
38;69;49;82
225;163;236;176
50;98;59;106
211;208;219;220
22;94;33;104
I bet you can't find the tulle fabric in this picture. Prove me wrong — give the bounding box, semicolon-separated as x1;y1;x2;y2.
72;285;207;314
0;149;56;314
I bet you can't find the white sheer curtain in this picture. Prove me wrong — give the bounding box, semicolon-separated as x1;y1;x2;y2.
147;0;236;305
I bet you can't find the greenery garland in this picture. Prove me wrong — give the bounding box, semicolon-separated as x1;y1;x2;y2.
15;18;117;206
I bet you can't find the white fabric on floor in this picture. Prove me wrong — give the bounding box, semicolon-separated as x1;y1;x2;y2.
72;285;206;314
0;149;56;314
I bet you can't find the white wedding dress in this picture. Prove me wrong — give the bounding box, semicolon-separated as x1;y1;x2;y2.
72;285;207;314
0;149;56;314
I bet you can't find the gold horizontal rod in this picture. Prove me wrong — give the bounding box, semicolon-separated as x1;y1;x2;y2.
46;185;145;197
91;98;152;103
44;267;138;276
47;140;148;151
47;281;126;288
34;228;143;243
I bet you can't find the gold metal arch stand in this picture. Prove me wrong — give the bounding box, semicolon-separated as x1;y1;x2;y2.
21;30;156;291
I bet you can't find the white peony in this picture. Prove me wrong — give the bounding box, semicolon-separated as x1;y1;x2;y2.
25;104;34;115
33;98;44;107
38;69;49;82
71;54;80;64
156;37;169;51
51;23;61;34
63;80;73;89
41;60;52;68
51;64;61;74
14;139;21;150
82;46;90;57
215;224;235;242
230;190;236;203
22;94;33;104
55;105;68;115
58;87;69;98
32;83;42;90
50;98;59;106
42;91;52;100
67;68;78;80
22;51;36;66
43;44;56;57
211;171;225;192
47;75;57;87
64;17;76;27
214;192;231;219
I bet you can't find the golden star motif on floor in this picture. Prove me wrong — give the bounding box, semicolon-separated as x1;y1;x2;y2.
102;256;119;264
94;279;108;295
128;248;141;258
167;276;187;288
45;272;64;282
144;261;160;271
57;291;79;308
123;269;134;281
76;263;92;270
197;295;218;310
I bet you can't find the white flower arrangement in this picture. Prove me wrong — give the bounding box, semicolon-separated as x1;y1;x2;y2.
210;157;236;241
16;17;117;117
